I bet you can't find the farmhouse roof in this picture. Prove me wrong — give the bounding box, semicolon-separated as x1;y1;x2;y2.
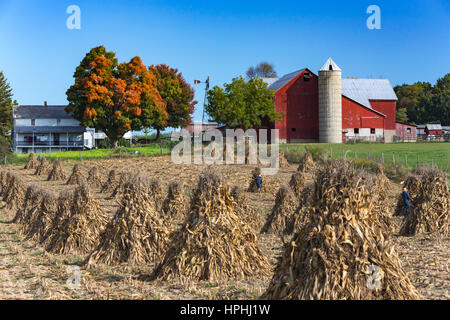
13;105;73;119
342;79;398;109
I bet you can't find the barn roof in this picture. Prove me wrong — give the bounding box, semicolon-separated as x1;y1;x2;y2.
260;77;279;87
342;79;398;109
13;105;73;119
425;124;443;130
266;69;306;91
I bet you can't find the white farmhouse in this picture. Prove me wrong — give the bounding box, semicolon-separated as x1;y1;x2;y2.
12;103;131;154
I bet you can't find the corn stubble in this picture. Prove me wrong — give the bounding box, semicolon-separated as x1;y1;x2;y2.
262;160;420;300
86;176;171;266
151;169;271;282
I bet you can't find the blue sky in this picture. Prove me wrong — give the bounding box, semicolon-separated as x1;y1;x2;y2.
0;0;449;123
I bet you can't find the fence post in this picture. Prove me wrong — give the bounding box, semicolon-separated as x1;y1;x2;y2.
4;154;6;166
79;152;82;161
417;155;420;168
382;152;384;163
368;152;370;160
160;142;163;155
120;149;122;158
392;154;396;166
342;149;345;160
330;146;333;159
355;151;357;160
405;154;408;167
432;158;434;168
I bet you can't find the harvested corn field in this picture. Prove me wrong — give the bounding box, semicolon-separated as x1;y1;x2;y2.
0;155;448;300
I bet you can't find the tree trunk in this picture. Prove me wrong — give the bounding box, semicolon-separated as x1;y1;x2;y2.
155;128;161;141
113;139;119;149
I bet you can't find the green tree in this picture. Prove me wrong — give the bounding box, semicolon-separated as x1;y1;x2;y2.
246;62;277;79
435;74;450;93
394;81;432;124
396;108;408;124
148;64;197;140
205;76;280;129
0;71;13;136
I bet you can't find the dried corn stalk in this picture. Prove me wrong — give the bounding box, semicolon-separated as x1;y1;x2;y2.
297;152;315;173
45;184;108;254
66;164;86;185
231;186;263;231
24;153;39;170
47;159;66;181
162;181;188;219
34;157;50;176
400;168;449;236
86;176;171;266
87;167;103;189
151;169;271;281
262;160;420;300
261;185;298;235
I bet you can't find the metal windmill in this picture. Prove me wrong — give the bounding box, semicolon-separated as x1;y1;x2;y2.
194;76;210;123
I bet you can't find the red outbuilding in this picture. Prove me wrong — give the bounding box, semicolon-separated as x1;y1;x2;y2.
395;122;417;142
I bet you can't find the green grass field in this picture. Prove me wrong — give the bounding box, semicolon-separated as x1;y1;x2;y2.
6;144;171;165
281;142;450;171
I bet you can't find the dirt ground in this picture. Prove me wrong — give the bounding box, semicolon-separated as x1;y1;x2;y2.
0;156;448;300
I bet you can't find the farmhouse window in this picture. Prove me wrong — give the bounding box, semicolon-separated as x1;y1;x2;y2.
354;128;359;134
31;119;35;126
291;128;296;132
407;128;411;134
370;128;376;134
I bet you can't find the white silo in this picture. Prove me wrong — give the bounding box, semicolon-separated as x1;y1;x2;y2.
318;58;342;143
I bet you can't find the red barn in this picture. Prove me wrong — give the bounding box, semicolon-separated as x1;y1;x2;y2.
262;58;398;143
396;122;417;142
425;124;443;139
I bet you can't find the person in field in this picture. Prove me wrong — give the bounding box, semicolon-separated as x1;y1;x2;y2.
401;187;413;216
256;175;263;192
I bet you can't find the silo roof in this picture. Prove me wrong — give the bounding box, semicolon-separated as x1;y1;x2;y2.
342;79;398;109
319;58;341;71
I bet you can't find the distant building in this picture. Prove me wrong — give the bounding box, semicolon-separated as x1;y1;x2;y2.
395;122;417;142
424;124;444;140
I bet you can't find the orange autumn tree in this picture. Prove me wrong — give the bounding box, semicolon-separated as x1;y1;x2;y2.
66;46;167;147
